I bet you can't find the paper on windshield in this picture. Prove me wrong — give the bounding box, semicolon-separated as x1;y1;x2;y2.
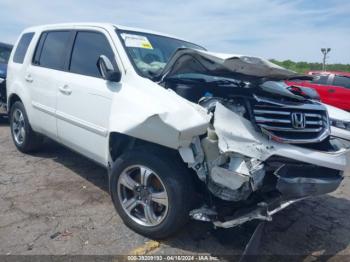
121;33;153;49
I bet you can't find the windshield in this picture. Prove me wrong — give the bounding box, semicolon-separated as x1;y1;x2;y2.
0;45;12;64
117;29;205;78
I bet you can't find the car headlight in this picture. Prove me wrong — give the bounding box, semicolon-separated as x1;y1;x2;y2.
0;77;4;84
331;119;350;131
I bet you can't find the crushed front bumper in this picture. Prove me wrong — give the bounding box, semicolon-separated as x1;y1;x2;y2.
188;103;349;228
275;164;343;199
193;164;343;228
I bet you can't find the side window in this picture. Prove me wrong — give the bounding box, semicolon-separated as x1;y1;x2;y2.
312;75;328;85
333;75;350;89
36;31;71;70
69;31;115;78
13;32;34;64
32;32;47;65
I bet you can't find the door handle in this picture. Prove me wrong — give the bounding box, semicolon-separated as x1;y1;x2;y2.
328;89;335;93
58;85;72;95
25;74;33;83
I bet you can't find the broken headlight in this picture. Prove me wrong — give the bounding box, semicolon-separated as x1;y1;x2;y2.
331;119;350;131
224;101;246;117
199;97;247;117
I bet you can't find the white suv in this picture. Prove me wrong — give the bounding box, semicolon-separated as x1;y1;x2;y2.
7;23;350;239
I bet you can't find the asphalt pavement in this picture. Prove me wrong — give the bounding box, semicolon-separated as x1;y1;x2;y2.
1;116;350;261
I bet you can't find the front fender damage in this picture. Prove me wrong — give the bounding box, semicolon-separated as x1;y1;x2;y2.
109;88;211;150
123;109;210;149
213;103;275;160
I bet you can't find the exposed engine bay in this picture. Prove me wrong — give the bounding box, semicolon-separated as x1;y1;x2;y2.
156;48;349;227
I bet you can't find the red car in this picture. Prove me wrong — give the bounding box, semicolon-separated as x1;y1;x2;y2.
287;71;350;111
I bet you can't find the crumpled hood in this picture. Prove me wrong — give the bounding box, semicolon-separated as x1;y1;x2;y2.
159;48;298;80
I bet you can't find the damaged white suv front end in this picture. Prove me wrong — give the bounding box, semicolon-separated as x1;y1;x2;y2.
134;47;350;229
111;28;350;236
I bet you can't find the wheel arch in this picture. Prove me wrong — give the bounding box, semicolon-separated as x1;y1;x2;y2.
108;131;202;193
108;131;180;162
8;93;23;113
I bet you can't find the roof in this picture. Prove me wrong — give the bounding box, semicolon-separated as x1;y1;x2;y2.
307;70;350;77
22;22;187;42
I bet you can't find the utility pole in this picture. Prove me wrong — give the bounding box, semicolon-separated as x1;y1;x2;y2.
321;48;331;71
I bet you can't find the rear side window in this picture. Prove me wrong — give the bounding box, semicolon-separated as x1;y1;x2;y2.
333;75;350;89
35;31;71;70
13;32;34;64
69;31;115;78
312;75;328;85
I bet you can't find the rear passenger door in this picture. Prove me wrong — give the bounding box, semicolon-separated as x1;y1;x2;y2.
56;30;119;165
29;30;72;138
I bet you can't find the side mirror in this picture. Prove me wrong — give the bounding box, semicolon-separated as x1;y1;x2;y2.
97;55;121;82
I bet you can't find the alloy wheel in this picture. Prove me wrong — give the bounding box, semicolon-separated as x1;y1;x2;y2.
12;108;26;145
117;165;169;227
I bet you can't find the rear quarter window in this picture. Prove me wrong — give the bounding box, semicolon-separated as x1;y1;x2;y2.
13;32;34;64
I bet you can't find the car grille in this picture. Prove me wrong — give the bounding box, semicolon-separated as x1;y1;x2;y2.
252;98;330;144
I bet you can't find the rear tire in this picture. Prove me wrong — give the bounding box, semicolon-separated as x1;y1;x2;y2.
109;148;194;239
10;101;43;153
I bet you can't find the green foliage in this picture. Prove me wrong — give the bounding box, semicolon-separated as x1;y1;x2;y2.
269;59;350;74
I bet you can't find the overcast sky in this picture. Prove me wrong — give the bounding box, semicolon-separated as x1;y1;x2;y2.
1;0;349;63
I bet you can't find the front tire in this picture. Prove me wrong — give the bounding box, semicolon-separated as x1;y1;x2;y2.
109;148;194;239
10;101;43;153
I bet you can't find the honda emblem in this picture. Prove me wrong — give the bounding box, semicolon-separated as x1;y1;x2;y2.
291;112;306;129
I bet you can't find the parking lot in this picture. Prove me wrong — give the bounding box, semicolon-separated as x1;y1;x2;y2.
1;116;350;261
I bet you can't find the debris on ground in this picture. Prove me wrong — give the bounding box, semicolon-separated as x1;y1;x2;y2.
50;230;73;241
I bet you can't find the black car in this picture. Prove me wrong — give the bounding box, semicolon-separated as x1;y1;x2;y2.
0;42;13;113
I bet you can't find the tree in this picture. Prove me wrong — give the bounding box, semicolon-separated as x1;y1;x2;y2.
269;59;350;74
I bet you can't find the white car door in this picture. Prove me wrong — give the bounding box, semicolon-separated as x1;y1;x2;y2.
28;30;72;139
56;29;120;165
